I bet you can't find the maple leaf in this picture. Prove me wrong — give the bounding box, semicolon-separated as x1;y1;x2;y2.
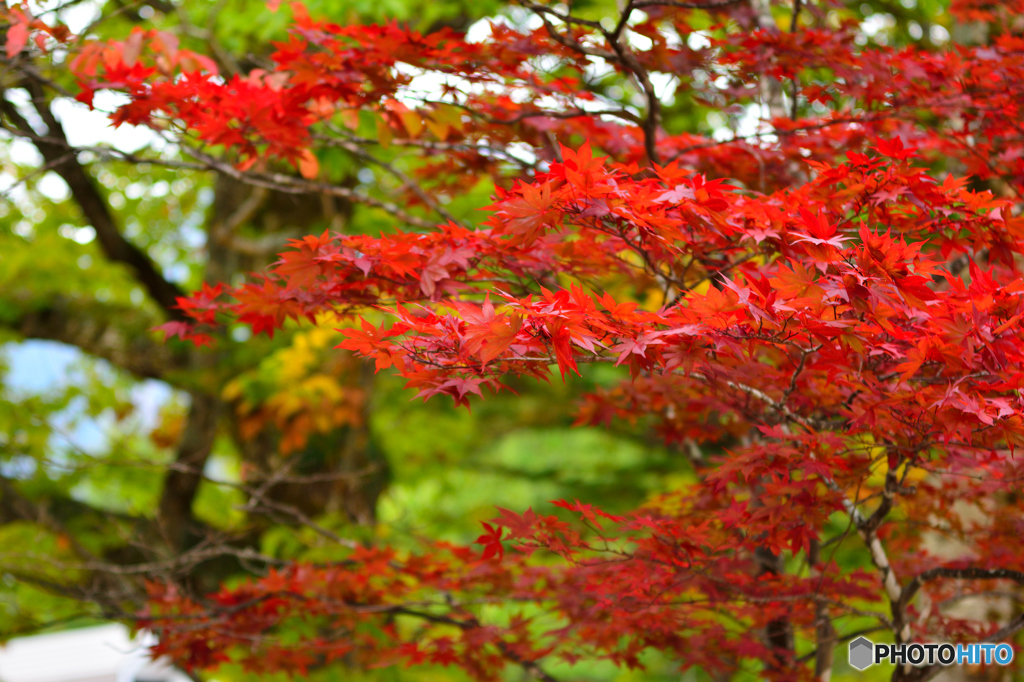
559;139;605;175
491;181;556;244
458;296;524;366
493;507;538;540
687;285;742;325
274;230;333;289
656;183;695;204
551;499;625;528
546;318;579;379
337;319;397;371
153;321;214;347
611;332;664;367
872;136;918;161
474;522;505;561
771;260;825;308
790;208;850;248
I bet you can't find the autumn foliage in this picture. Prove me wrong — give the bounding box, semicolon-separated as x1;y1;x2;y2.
6;0;1024;679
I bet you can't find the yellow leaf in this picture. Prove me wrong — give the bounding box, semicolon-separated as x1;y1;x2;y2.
399;110;423;139
222;379;243;401
432;104;465;133
424;116;450;141
376;117;393;149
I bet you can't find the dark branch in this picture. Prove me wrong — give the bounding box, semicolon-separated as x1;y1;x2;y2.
8;296;190;381
0;80;187;318
157;392;222;551
897;566;1024;618
393;608;562;682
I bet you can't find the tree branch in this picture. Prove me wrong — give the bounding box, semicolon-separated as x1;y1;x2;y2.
393;608;562;682
0;80;187;318
179;145;438;230
157;392;222;551
7;296;190;380
896;566;1024;621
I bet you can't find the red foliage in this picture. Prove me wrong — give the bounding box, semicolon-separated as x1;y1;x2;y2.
21;0;1024;678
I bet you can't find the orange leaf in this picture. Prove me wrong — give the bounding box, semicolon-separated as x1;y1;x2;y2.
6;22;28;58
340;109;360;131
398;110;423;139
297;149;319;179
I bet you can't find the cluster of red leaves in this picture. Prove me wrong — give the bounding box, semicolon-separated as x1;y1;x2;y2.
144;491;885;680
174;142;1024;447
2;2;72;57
140;427;1024;681
70;2;599;177
144;138;1024;678
65;1;1024;196
711;28;1024;194
21;0;1024;678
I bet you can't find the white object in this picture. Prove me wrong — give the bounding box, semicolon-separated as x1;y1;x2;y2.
0;624;190;682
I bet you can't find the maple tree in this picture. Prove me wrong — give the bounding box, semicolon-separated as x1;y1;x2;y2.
4;0;1024;680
